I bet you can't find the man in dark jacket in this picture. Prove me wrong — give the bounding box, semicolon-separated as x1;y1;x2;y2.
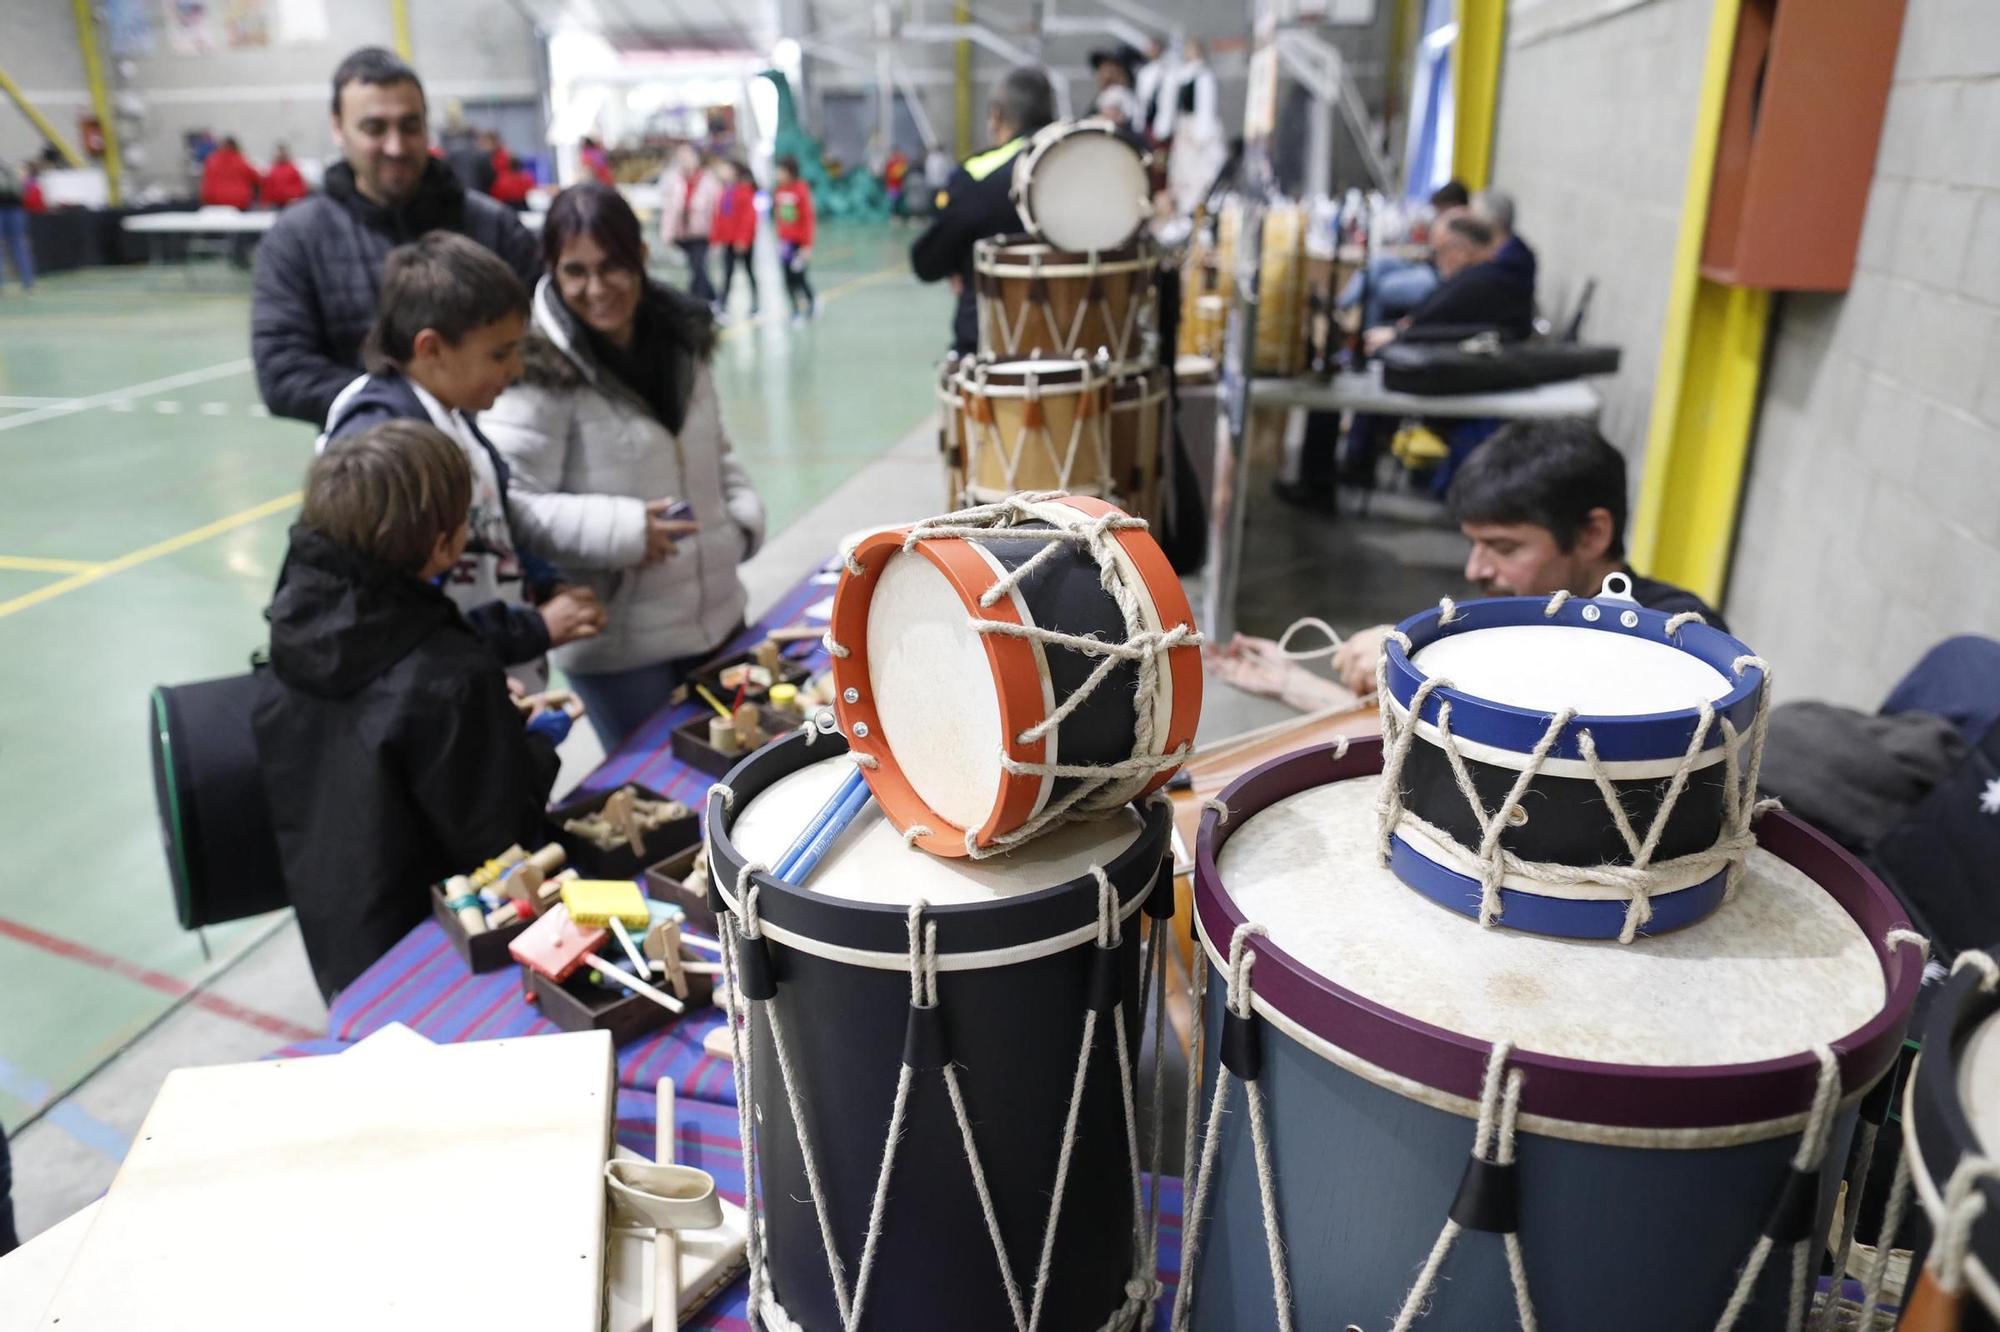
1367;212;1536;350
251;47;541;425
910;65;1056;355
254;420;565;998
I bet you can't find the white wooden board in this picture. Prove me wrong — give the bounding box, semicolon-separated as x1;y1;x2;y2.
33;1031;615;1332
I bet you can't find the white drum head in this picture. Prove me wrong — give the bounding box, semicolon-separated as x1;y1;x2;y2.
1214;774;1884;1068
1961;1013;2000;1157
1024;132;1150;253
1413;624;1732;717
733;755;1142;905
866;549;1012;831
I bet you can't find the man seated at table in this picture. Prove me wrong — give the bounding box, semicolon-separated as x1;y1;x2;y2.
1363;210;1535;354
1217;419;1724;706
1336;179;1469;328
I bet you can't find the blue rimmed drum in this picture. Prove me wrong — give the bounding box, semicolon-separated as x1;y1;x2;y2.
1902;950;2000;1330
1179;737;1923;1332
1378;577;1769;940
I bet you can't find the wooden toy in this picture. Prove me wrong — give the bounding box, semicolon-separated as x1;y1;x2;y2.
508;902;608;984
563;788;690;856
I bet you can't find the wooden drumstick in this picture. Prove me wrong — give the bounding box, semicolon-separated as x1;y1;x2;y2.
654;1079;681;1331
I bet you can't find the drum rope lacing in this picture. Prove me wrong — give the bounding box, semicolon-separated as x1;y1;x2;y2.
1833;946;2000;1332
1173;923;1295;1332
1808;929;1931;1332
979;246;1152;365
965;361;1114;498
1373;596;1776;942
826;494;1200;861
1390;1040;1538;1332
720;851;1169;1332
1713;1045;1843;1332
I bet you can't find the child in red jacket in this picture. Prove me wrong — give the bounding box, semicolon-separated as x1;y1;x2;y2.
199;136;262;210
709;158;759;317
771;155;815;325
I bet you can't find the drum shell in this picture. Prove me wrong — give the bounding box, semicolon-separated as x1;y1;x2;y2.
955;361;1114;500
974;236;1157;369
1395;739;1729;867
1185;992;1855;1332
938;356;967;509
1107;366;1167;527
1906;962;2000;1317
705;732;1165;1332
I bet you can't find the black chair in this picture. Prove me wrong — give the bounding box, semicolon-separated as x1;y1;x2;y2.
149;672;288;933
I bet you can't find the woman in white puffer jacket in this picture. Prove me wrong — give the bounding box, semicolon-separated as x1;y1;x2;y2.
483;183;765;748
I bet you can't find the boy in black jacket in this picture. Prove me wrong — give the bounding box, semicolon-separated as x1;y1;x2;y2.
255;421;571;998
320;230;603;689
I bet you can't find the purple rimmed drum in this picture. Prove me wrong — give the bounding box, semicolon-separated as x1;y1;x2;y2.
1178;738;1923;1332
1379;578;1769;940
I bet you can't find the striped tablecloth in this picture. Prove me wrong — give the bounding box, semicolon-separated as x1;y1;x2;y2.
577;568;833;799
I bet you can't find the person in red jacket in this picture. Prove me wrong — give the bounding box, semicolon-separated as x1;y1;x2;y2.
262;144;309;208
771;154;815;325
21;164;45;215
200;136;262;210
709;157;758;317
489;151;535;209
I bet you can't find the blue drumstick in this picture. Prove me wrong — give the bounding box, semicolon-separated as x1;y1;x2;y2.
775;766;870;880
777;769;874;884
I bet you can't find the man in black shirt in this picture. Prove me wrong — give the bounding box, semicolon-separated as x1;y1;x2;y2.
910;65;1056;355
1214;420;1726;705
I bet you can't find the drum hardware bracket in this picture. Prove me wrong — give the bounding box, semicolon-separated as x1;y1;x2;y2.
735;925;777;1002
1088;941;1123;1015
1220;1007;1262;1082
902;1000;948;1070
1765;1165;1824;1247
1447;1155;1520;1235
1144;861;1175;920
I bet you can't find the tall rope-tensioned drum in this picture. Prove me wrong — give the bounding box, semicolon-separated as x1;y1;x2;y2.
1900;947;2000;1331
974;236;1158;370
1010;118;1152;256
950;358;1116;505
1377;576;1772;942
703;731;1181;1331
823;493;1201;860
1177;735;1924;1332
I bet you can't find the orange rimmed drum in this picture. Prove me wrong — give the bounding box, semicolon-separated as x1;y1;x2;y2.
953;356;1114;503
825;494;1202;858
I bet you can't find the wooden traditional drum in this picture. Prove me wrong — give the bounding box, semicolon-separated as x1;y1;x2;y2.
1107;364;1167;526
951;356;1114;502
1378;579;1769;941
703;734;1176;1332
825;494;1201;859
1179;738;1924;1332
1011;117;1152;254
937;353;968;509
973;235;1158;370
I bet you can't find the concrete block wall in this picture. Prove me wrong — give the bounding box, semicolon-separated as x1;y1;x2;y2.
117;4;541;194
1488;0;1709;457
1725;0;2000;708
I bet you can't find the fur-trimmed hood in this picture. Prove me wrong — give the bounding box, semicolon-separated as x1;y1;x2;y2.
518;275;717;401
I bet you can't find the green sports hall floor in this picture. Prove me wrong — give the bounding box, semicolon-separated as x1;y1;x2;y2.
0;223;950;1133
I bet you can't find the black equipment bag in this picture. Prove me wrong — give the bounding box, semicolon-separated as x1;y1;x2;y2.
149;671;289;929
1380;337;1622;396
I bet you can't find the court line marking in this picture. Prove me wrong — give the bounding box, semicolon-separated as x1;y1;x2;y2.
0;358;253;435
0;1056;132;1163
0;490;300;621
0;915;319;1045
0;555;107;574
716;263;909;342
0;395;75;409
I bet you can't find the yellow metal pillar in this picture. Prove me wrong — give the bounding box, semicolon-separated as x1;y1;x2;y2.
391;0;414;62
1629;0;1767;606
71;0;123;205
953;0;973;160
1449;0;1505;190
0;64;83;167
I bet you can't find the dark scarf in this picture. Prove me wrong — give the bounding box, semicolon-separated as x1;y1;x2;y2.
322;157;466;242
553;280;716;435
